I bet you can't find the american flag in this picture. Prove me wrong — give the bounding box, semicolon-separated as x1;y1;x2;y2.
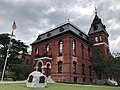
12;21;17;30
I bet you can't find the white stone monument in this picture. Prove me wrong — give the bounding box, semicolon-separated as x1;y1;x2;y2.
26;71;47;88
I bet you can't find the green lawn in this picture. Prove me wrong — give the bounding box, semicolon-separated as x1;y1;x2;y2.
0;83;120;90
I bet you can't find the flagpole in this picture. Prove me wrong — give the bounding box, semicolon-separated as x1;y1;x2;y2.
1;30;14;82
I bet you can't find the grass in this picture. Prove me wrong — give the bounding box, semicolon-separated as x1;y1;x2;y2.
0;83;120;90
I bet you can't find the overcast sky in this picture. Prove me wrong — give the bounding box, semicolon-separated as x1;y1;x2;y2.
0;0;120;53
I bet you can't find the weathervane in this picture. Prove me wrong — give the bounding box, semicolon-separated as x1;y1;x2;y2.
68;18;70;23
95;5;97;15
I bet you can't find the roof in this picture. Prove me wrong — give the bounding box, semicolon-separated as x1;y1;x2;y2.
88;14;109;36
31;22;91;45
29;71;45;77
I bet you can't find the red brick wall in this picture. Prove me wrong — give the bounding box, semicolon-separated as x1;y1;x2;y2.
31;33;93;83
89;32;109;57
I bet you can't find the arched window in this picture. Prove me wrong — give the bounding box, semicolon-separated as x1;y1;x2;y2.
99;35;102;41
28;75;33;82
35;47;39;58
95;36;98;42
58;61;62;74
81;44;84;59
73;61;77;74
47;63;50;69
82;64;85;75
58;40;63;56
88;47;91;60
39;76;45;83
46;44;49;55
46;63;50;77
73;40;76;56
38;62;42;72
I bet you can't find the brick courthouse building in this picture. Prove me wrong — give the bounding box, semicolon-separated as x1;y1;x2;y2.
30;12;110;83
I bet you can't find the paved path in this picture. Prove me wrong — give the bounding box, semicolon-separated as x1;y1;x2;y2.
0;81;120;88
56;83;120;88
0;80;26;83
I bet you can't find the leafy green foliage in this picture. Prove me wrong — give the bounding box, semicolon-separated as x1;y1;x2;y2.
92;46;120;84
0;33;29;80
91;46;106;79
0;58;4;71
9;64;29;80
0;33;29;58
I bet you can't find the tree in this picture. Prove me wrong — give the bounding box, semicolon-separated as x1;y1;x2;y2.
0;33;29;58
0;58;4;71
91;46;107;79
10;63;29;80
110;53;120;85
0;33;10;59
92;46;120;85
0;33;29;80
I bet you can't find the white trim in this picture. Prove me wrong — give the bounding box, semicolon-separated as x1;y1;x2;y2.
35;57;52;60
93;42;109;47
73;60;77;63
37;60;43;67
42;65;47;68
46;62;51;68
36;60;43;72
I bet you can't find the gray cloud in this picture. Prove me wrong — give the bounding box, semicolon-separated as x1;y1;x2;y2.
0;0;120;53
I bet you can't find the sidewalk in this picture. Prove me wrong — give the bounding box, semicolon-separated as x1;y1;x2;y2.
0;80;26;84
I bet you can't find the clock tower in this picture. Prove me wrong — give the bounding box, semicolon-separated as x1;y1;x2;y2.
88;9;110;57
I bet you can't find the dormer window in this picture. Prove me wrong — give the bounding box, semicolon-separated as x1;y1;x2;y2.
59;27;64;32
47;32;51;37
103;25;106;29
93;24;98;31
86;37;89;40
37;35;41;40
79;32;82;36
